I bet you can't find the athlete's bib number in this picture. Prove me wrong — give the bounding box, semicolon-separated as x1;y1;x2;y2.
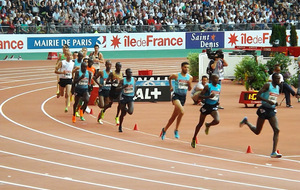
124;86;134;94
210;90;220;101
269;92;279;104
78;78;88;86
178;82;188;90
64;72;71;78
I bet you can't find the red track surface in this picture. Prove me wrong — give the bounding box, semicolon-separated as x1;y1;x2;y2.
0;59;299;189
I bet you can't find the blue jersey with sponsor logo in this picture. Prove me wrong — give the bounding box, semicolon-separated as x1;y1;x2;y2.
261;82;279;109
77;70;89;89
100;69;111;90
174;73;191;96
122;77;135;97
204;83;221;105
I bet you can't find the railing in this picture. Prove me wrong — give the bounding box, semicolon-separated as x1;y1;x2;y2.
0;23;299;34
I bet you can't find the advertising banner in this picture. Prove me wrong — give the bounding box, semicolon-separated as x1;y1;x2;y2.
224;30;300;48
186;32;224;49
0;35;27;53
25;33;185;53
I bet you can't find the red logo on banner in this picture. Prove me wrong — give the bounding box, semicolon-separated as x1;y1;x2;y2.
111;35;121;49
228;33;238;46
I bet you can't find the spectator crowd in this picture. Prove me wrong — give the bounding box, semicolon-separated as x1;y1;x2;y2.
0;0;299;34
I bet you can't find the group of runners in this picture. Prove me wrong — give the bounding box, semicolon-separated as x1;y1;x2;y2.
55;45;288;158
54;44;136;133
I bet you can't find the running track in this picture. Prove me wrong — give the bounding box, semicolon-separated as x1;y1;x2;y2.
0;59;299;189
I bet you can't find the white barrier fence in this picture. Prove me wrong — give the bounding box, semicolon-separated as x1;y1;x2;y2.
198;53;299;80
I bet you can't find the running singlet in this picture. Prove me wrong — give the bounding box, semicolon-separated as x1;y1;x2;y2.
74;59;81;68
204;83;221;105
111;71;123;88
174;73;191;96
261;82;279;109
122;77;135;97
59;60;74;79
100;69;111;90
77;70;89;89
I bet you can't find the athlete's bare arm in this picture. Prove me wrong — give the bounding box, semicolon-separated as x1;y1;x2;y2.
169;74;177;92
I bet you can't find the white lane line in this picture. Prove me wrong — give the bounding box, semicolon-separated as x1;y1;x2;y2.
0;150;279;190
0;65;53;71
0;70;53;77
42;96;300;169
0;76;55;84
0;81;56;91
1;134;299;186
0;88;299;187
1;85;300;172
0;180;48;190
0;164;131;190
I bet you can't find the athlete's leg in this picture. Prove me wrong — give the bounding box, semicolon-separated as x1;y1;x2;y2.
192;113;207;139
127;101;134;115
268;116;280;153
174;100;184;131
58;85;64;97
98;95;105;108
206;111;220;127
115;99;122;118
65;84;72;108
163;100;181;132
80;91;90;113
73;95;81;116
244;117;265;135
118;103;127;132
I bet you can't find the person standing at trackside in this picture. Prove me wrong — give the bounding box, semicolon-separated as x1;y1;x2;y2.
268;66;296;108
99;62;123;125
93;60;112;124
160;62;192;140
89;44;104;72
209;49;228;109
72;61;92;123
54;51;74;112
240;73;282;158
117;68;137;132
191;75;208;105
191;74;221;148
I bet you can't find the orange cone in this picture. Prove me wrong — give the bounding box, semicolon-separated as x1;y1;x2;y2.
246;145;253;153
133;124;138;131
195;137;199;144
90;109;93;115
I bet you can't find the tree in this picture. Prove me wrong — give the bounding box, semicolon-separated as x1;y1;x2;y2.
290;25;298;47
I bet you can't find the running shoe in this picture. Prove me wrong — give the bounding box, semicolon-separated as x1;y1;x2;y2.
65;107;68;113
191;138;196;148
98;119;103;124
72;115;76;123
80;116;85;121
75;111;80;117
205;122;210;135
115;116;119;125
118;126;123;132
160;128;166;140
270;152;282;158
239;117;248;127
174;130;179;139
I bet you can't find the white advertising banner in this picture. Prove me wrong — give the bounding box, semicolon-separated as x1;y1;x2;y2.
0;33;186;53
225;30;300;48
0;35;28;53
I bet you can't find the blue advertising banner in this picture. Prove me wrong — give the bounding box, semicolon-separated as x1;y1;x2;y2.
27;36;106;49
185;32;224;49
